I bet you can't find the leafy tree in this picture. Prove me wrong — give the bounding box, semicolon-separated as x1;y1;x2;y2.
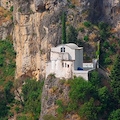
89;71;101;89
66;25;78;43
0;91;8;118
110;54;120;103
4;81;14;103
79;98;99;120
62;12;66;44
22;79;44;119
108;109;120;120
98;22;111;41
69;77;96;103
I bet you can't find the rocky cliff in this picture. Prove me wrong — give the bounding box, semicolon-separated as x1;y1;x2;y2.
0;0;120;80
0;0;120;119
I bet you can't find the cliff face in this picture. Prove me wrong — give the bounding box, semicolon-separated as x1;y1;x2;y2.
0;0;119;80
13;0;63;79
12;0;102;79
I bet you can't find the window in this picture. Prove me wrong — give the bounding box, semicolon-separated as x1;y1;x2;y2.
62;63;64;67
61;47;65;52
68;65;69;68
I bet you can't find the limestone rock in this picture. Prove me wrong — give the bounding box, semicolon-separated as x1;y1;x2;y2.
35;0;45;11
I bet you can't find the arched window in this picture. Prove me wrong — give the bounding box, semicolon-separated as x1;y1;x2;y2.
61;47;65;52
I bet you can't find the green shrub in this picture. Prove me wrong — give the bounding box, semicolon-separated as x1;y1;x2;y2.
15;107;20;113
78;27;84;32
10;6;13;12
11;16;13;20
16;115;27;120
62;12;66;44
105;57;112;64
67;25;78;43
4;14;7;17
103;41;110;48
8;111;14;117
69;4;75;8
108;109;120;120
84;21;91;28
84;35;89;41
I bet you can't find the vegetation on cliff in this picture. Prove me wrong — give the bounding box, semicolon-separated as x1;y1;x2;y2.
0;36;16;120
54;58;120;120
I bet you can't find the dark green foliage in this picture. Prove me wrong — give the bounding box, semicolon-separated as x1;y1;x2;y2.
84;21;91;28
66;101;78;112
10;6;13;12
79;98;99;120
110;54;120;103
98;22;111;41
0;91;8;118
22;79;44;119
89;71;101;89
66;25;78;43
98;87;110;111
11;16;13;20
56;100;64;114
15;107;20;113
69;77;96;103
78;27;84;32
4;81;14;103
84;35;89;41
62;12;66;44
103;41;110;48
68;4;75;8
16;115;27;120
108;109;120;120
105;57;112;64
0;37;15;119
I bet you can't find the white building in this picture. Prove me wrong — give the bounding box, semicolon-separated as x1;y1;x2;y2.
46;43;97;80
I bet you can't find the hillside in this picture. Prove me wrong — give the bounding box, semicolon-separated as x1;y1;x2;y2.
0;0;120;120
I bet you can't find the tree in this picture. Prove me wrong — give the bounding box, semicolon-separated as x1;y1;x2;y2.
110;54;120;103
89;71;101;89
66;25;78;43
108;109;120;120
62;12;66;44
69;77;96;103
79;98;99;120
22;79;44;119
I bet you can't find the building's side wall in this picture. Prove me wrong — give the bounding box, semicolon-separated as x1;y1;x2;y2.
51;46;75;60
46;60;73;79
74;49;83;70
51;52;69;60
74;70;89;80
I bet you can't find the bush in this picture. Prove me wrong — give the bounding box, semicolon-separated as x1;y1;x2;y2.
105;57;112;64
16;115;27;120
103;41;110;48
15;107;20;113
10;6;13;12
22;79;44;119
84;35;89;41
79;98;99;120
108;109;120;120
67;25;78;43
78;27;84;32
84;21;91;28
69;77;96;103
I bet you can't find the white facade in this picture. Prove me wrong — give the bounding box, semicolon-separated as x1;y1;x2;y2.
46;43;97;80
